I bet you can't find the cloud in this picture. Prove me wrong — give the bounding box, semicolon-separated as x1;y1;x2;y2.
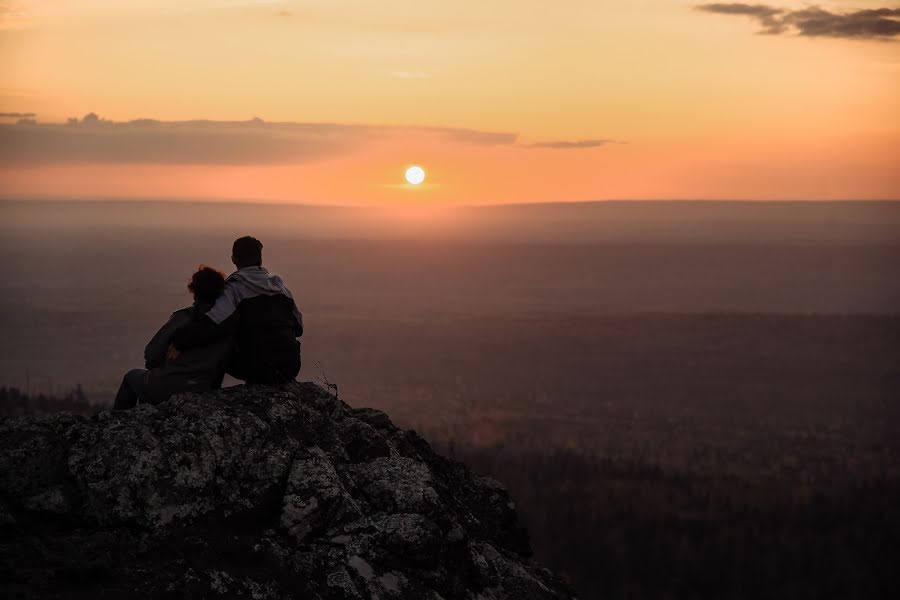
785;7;900;38
696;3;786;33
696;3;900;39
527;139;622;149
0;112;36;118
434;127;518;145
0;113;620;166
0;116;356;166
0;114;523;166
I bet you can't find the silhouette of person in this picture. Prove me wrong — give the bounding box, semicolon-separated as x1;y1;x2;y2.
114;266;234;409
171;236;303;384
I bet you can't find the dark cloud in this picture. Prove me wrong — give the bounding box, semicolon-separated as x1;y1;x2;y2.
695;3;786;33
785;7;900;38
696;3;900;39
0;116;361;166
528;139;621;149
0;113;619;165
0;114;523;166
0;112;36;118
431;127;518;145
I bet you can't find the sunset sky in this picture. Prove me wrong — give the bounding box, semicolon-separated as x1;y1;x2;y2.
1;0;898;204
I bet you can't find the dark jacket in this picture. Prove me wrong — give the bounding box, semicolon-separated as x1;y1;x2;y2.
171;266;303;384
142;301;235;404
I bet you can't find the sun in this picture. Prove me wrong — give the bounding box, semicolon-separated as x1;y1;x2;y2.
405;165;425;185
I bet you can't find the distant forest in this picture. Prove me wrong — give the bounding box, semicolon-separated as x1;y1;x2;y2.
0;386;91;417
434;440;899;600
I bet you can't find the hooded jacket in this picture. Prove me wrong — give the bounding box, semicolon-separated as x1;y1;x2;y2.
172;266;303;382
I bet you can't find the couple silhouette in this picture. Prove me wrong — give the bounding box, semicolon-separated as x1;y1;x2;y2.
114;236;303;409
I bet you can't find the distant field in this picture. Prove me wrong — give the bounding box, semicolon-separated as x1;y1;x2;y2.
1;200;898;413
1;213;899;396
4;198;900;244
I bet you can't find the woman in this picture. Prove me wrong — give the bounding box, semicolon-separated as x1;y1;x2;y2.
113;266;235;409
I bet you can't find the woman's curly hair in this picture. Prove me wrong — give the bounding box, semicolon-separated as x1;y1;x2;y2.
187;265;226;304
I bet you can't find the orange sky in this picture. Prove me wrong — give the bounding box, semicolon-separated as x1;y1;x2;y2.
1;0;899;203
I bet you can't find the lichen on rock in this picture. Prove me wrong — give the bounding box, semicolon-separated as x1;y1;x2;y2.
0;381;577;599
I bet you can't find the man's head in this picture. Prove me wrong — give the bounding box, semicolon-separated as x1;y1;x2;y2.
188;265;226;304
232;236;263;269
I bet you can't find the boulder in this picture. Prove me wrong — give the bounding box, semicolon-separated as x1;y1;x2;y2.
0;382;578;599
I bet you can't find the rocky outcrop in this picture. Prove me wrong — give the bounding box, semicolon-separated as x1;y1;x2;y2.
0;382;577;599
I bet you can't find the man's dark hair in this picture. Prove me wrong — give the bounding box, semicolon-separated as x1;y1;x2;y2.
232;236;263;268
188;265;226;304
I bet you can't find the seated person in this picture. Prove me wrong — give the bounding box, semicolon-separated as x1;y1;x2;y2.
113;266;235;409
171;236;303;385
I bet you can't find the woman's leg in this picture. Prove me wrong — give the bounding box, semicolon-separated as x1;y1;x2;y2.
113;368;148;410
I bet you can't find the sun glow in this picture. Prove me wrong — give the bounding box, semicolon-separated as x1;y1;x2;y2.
405;165;425;185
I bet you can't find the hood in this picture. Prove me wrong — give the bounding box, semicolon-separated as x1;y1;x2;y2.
208;266;302;329
229;266;294;298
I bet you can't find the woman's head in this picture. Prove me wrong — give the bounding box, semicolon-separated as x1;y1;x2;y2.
188;265;226;304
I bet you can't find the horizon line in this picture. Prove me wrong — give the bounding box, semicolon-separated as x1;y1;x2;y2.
3;196;900;209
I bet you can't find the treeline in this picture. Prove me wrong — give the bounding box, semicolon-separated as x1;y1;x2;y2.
0;386;92;417
431;441;900;600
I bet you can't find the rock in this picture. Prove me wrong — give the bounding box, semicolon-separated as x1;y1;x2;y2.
0;382;578;599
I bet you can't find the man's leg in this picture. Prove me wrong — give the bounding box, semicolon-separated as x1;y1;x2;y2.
113;368;148;410
225;350;250;382
228;341;300;384
270;341;301;384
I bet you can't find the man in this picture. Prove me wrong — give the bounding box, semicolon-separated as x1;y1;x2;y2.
171;236;303;384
